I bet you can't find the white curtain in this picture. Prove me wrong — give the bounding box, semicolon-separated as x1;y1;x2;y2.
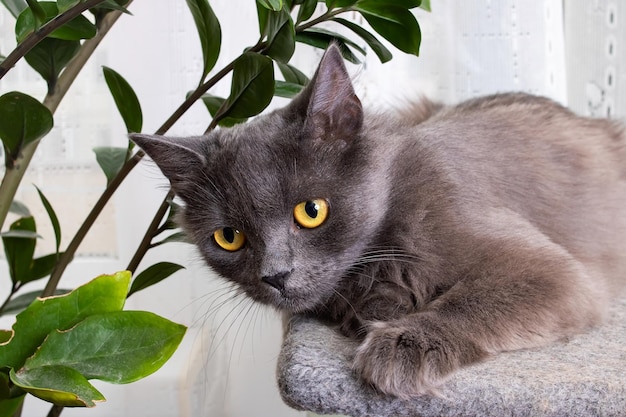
0;1;623;416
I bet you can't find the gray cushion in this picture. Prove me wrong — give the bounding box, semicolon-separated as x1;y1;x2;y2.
277;298;626;417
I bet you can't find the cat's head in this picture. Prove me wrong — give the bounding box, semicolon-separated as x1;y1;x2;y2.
131;46;389;313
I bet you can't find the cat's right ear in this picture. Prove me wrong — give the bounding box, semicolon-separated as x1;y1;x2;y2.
288;44;363;143
129;133;205;189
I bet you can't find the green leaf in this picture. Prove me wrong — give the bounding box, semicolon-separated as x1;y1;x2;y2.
356;0;421;8
420;0;430;11
257;0;282;11
26;253;62;283
35;186;61;253
2;217;36;284
25;0;46;29
0;332;12;344
264;7;295;63
325;0;357;7
221;52;275;119
0;92;53;169
102;66;143;133
0;271;130;369
93;146;127;185
0;289;69;316
186;0;221;82
56;0;80;13
128;262;185;297
15;2;96;42
151;231;188;247
274;80;303;98
1;0;27;18
332;17;393;63
355;3;421;55
295;0;317;24
24;37;80;91
89;0;132;24
0;394;25;417
199;94;248;127
277;62;309;85
23;311;186;384
295;30;361;64
11;366;104;407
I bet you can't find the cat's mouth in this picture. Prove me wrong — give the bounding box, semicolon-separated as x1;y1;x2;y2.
258;273;337;314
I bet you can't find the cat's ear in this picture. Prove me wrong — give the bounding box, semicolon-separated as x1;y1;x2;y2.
129;133;205;189
299;44;363;142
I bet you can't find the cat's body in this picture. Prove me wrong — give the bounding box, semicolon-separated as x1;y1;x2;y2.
131;46;626;398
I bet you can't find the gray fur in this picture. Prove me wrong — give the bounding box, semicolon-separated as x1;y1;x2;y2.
130;45;626;399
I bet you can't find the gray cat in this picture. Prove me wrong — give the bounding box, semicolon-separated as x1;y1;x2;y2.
131;45;626;399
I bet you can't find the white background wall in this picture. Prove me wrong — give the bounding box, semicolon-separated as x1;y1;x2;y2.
0;1;623;416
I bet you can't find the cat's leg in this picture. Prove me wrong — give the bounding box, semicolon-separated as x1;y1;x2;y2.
352;212;607;398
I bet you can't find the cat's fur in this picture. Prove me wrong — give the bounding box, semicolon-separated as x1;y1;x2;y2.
131;45;626;399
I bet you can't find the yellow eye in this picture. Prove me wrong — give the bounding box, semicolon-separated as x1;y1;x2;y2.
213;227;246;251
293;199;329;229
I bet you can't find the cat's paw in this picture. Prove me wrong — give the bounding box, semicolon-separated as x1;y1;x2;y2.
352;315;486;398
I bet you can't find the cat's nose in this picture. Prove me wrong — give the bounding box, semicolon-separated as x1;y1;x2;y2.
262;271;289;291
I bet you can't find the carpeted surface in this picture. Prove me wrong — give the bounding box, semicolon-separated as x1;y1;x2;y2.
277;298;626;417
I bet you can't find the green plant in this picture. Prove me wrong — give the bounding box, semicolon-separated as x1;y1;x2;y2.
0;0;427;415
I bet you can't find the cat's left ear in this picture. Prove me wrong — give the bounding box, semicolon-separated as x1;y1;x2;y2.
129;133;205;192
302;45;363;142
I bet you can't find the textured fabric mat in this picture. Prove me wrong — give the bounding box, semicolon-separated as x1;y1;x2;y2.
277;298;626;417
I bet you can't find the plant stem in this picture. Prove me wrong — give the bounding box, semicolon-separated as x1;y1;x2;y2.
125;191;174;274
0;6;127;233
0;0;108;80
294;6;352;32
0;282;19;315
46;405;63;417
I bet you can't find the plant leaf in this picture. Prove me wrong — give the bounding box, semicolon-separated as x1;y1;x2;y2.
26;253;62;283
264;7;295;63
2;217;37;284
56;0;80;13
332;17;393;63
274;80;303;98
24;37;80;91
0;393;25;416
15;2;96;42
151;231;188;247
0;92;53;169
128;262;185;297
1;0;27;18
93;146;127;185
9;200;30;217
35;186;61;253
355;3;421;55
356;0;422;8
185;0;221;82
295;0;317;24
23;311;186;384
0;289;69;316
325;0;357;7
420;0;430;11
277;62;309;85
102;66;143;133
199;94;248;127
257;0;282;11
0;271;130;369
10;366;104;407
221;52;274;119
295;30;361;64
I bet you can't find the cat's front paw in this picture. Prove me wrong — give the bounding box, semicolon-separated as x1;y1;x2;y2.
352;315;486;398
